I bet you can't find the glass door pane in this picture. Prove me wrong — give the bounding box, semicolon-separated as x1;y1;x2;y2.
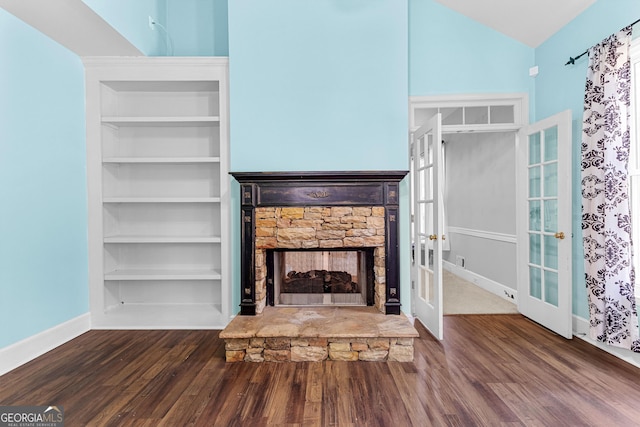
490;105;515;124
417;134;435;305
441;107;463;125
527;126;561;307
465;106;488;125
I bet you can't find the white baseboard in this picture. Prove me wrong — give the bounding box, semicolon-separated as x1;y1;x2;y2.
443;260;518;304
0;313;91;376
572;315;640;370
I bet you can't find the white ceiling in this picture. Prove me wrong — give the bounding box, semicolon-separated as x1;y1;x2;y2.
0;0;596;56
0;0;141;56
435;0;596;47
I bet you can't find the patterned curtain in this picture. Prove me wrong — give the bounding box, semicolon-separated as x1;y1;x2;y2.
581;27;640;351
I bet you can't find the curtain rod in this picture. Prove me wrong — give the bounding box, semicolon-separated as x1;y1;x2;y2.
564;18;640;66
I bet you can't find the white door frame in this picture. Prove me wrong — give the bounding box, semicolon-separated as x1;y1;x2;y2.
408;93;574;338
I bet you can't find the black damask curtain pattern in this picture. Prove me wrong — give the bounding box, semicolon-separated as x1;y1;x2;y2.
581;27;640;351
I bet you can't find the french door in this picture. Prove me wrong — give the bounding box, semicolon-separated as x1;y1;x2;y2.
517;110;573;339
411;114;444;340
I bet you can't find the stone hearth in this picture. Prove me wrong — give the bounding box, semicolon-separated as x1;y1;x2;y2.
220;307;419;362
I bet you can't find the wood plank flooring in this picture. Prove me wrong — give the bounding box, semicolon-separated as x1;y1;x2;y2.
2;314;640;426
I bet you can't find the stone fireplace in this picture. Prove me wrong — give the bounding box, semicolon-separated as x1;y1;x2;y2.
221;171;417;363
230;171;408;316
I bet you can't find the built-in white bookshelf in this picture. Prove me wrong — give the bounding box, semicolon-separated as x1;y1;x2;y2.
84;57;230;329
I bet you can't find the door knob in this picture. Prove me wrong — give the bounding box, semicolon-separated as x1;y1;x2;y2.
554;232;565;239
429;234;438;240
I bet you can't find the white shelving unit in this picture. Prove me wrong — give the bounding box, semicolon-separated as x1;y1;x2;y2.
84;57;231;329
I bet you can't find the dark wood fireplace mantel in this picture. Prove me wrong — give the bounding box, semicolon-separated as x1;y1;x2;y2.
230;170;408;315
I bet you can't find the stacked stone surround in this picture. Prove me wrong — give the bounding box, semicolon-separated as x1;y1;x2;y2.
254;206;386;313
225;336;414;363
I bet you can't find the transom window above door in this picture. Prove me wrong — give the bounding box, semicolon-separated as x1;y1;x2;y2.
410;94;528;134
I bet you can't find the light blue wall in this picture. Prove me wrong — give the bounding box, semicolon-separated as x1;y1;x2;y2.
409;0;535;97
228;0;410;312
83;0;229;56
82;0;163;55
6;0;627;344
0;9;88;348
167;0;229;56
534;0;640;318
228;0;408;172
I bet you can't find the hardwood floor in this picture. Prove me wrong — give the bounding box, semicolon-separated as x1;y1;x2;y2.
1;315;640;426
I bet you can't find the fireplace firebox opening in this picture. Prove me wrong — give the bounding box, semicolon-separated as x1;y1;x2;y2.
267;248;375;307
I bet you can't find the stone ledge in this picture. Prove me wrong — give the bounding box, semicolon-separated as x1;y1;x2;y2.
220;307;418;363
224;336;414;362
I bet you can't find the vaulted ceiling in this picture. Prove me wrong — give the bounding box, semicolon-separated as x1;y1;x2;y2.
0;0;598;57
0;0;141;56
435;0;596;47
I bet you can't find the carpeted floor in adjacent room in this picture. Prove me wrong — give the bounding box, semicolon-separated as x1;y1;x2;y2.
443;270;519;315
